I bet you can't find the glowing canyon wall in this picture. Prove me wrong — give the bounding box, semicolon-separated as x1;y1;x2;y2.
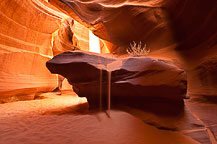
0;0;62;101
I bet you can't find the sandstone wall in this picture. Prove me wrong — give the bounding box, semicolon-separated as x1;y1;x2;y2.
0;0;64;101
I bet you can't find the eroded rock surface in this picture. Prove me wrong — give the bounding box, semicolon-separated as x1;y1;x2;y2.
46;51;187;107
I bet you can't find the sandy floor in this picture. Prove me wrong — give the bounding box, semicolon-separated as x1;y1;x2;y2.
0;91;201;144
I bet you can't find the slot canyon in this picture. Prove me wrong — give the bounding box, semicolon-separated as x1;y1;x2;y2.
0;0;217;143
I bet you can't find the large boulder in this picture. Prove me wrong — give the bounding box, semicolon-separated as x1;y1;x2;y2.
46;51;187;107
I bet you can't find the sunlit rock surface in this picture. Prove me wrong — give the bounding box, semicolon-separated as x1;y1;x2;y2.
46;51;187;107
0;0;68;102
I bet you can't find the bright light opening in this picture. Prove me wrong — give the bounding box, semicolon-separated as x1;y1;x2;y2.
89;30;101;53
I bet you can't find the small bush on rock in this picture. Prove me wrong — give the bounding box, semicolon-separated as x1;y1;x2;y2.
127;41;150;56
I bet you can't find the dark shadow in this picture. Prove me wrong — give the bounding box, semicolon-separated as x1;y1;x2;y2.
34;95;47;100
166;0;217;51
113;97;185;117
188;94;217;104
